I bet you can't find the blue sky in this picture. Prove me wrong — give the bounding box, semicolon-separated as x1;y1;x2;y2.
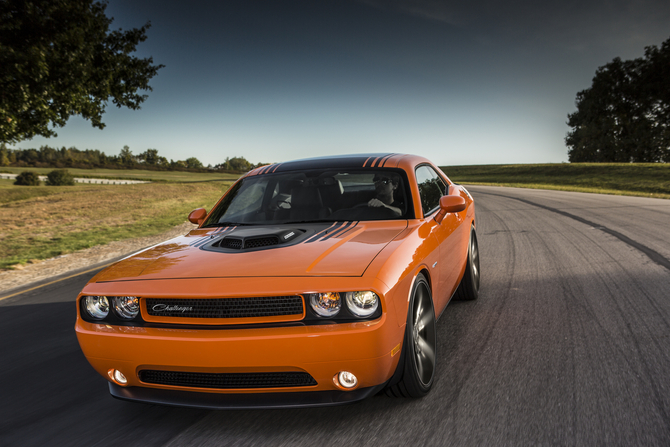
11;0;670;166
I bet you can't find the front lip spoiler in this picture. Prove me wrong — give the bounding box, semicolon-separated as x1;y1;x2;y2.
109;382;386;410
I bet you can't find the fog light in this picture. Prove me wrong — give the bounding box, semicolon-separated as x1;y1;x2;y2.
108;369;128;385
338;371;358;389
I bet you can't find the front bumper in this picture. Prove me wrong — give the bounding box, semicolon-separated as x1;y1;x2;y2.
76;313;404;408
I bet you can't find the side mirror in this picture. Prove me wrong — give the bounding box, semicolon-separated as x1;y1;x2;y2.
188;208;208;225
434;195;466;224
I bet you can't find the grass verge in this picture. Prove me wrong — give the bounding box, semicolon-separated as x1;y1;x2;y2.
439;163;670;199
0;179;233;269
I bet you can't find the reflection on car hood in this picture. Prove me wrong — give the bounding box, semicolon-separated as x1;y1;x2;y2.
92;221;408;282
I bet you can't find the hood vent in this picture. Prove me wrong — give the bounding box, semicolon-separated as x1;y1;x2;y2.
205;228;307;253
220;236;279;250
220;238;243;250
244;236;279;249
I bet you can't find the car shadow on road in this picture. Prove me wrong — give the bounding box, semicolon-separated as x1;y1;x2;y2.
0;299;478;447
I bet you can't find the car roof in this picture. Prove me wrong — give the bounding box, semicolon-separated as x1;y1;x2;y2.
247;153;432;176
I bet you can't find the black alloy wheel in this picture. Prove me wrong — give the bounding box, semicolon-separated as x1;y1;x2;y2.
385;274;436;398
454;225;480;301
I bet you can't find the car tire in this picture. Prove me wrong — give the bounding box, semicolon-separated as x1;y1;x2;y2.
385;274;436;398
453;225;480;301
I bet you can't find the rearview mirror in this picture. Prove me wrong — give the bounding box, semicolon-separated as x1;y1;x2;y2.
434;195;466;224
188;208;208;225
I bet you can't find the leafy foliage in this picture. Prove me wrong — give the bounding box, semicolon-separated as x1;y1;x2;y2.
185;157;204;169
0;0;164;143
566;36;670;162
14;171;40;185
0;142;9;166
2;144;264;172
214;157;255;171
46;169;75;185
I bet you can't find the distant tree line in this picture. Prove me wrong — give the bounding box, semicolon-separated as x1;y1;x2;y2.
566;36;669;163
0;144;265;173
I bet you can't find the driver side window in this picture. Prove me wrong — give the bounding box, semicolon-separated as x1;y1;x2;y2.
415;165;446;216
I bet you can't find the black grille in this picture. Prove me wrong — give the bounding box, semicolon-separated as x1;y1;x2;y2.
244;236;279;249
145;296;304;319
139;370;317;389
220;238;243;249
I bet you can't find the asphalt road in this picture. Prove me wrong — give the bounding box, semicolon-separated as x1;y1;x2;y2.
2;186;670;446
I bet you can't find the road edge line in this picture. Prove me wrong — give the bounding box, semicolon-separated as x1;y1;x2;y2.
0;261;116;302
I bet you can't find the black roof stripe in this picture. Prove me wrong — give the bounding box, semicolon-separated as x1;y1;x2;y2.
380;153;396;167
268;154;394;172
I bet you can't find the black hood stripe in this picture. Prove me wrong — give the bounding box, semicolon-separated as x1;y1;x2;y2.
335;224;360;239
304;221;344;244
189;236;207;247
189;226;234;247
320;221;358;241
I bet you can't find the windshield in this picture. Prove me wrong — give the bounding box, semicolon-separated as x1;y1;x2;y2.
204;169;413;226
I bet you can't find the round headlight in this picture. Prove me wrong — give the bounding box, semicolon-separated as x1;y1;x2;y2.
345;291;379;318
84;296;109;319
309;292;341;317
113;296;140;319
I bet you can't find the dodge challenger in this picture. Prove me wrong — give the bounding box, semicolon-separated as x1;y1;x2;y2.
74;153;479;409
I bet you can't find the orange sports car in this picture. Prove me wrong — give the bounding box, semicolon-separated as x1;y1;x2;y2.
75;153;479;408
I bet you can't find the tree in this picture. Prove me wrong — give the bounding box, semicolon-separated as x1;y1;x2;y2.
566;36;670;162
139;148;159;165
14;171;41;185
214;156;254;171
185;157;203;169
0;143;9;166
119;145;135;166
46;169;75;185
138;148;168;167
0;0;164;144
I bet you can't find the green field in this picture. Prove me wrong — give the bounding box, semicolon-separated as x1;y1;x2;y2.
0;177;235;269
0;166;241;183
440;163;670;199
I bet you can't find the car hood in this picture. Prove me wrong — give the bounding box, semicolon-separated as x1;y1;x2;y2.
92;221;408;282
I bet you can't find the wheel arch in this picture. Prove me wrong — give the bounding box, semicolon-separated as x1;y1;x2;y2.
393;266;432;327
417;267;432;291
